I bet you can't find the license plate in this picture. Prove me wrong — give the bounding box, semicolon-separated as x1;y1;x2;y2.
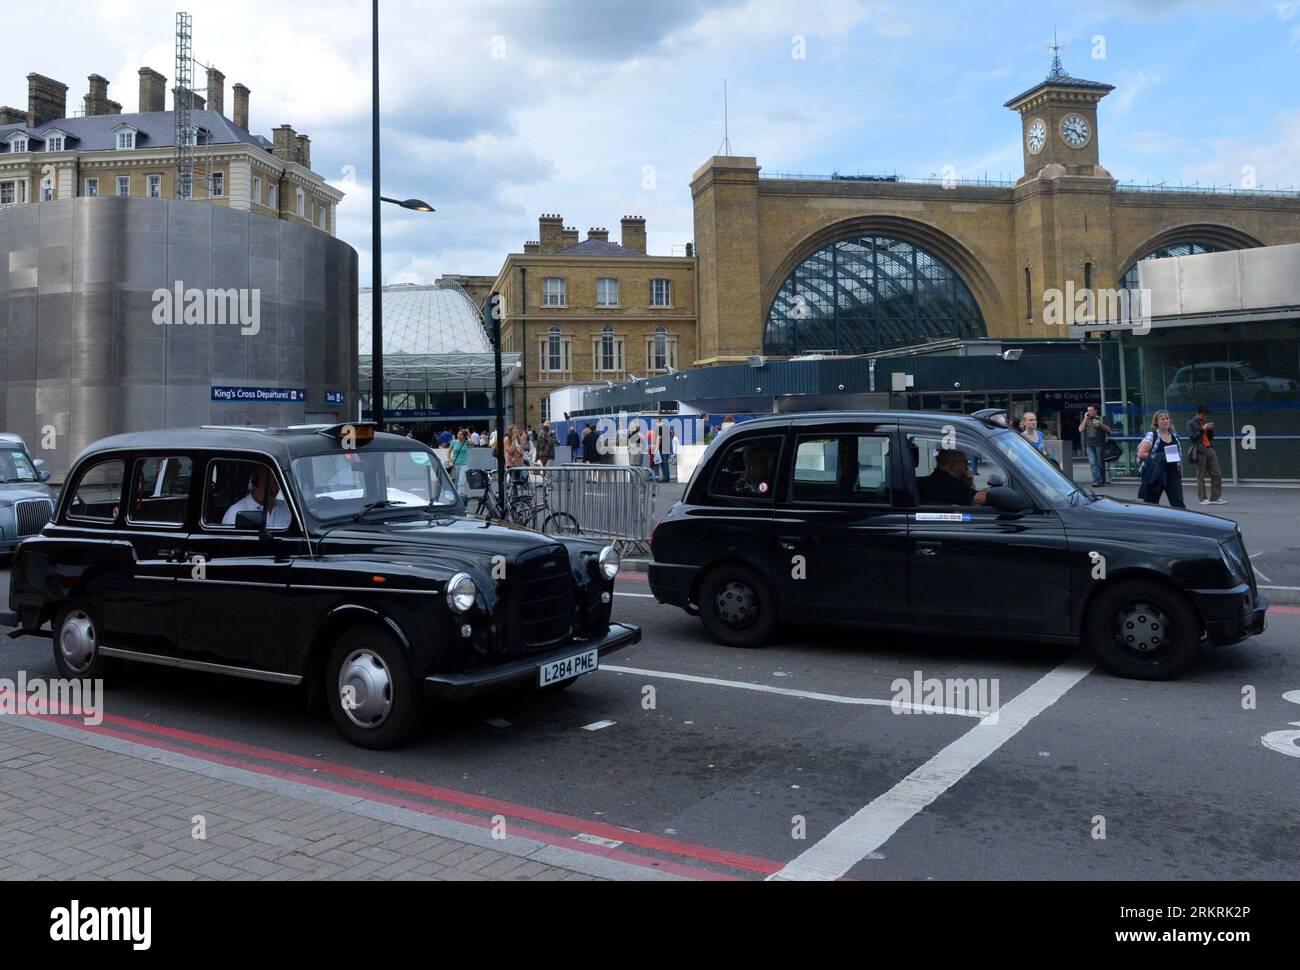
539;648;599;687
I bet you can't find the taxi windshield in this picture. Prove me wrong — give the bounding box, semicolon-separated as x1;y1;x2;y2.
291;448;459;522
984;428;1080;506
0;449;39;484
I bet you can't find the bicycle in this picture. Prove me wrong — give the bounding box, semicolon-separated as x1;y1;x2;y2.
467;469;580;536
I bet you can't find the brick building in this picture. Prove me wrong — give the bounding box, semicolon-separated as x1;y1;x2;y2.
0;67;342;232
488;215;696;425
690;54;1300;363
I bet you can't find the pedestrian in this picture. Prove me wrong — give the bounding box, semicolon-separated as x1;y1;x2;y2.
1136;410;1186;509
450;428;470;497
470;429;481;447
1186;405;1225;506
720;414;736;435
668;427;680;482
1079;405;1111;487
656;420;671;482
537;421;557;466
566;423;580;458
1019;411;1045;451
438;428;452;447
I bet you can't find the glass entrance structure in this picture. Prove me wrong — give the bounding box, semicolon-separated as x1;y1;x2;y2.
764;234;987;356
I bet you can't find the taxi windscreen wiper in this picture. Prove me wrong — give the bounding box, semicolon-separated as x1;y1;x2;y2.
353;500;407;521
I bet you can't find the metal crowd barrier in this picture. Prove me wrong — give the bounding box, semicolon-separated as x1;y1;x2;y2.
530;463;658;553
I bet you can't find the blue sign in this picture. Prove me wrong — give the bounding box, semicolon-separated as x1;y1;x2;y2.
211;386;306;404
361;408;483;419
325;390;346;405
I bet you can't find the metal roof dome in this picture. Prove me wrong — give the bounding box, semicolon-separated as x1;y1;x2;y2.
358;283;492;355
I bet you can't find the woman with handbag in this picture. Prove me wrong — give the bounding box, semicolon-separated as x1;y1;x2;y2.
1136;410;1186;509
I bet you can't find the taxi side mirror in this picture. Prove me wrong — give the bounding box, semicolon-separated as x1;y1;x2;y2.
234;509;271;540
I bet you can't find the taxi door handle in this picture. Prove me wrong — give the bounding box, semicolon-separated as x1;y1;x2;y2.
916;542;942;557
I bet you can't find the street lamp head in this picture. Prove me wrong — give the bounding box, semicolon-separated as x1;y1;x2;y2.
401;198;435;212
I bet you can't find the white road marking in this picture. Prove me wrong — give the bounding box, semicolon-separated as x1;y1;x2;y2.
600;665;985;718
615;592;656;598
1249;553;1273;583
573;833;624;848
767;653;1095;881
1260;584;1300;592
581;720;617;731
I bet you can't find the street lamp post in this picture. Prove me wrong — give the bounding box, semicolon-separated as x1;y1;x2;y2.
370;0;433;432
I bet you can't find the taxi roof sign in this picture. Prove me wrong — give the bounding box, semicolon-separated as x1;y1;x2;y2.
318;422;377;445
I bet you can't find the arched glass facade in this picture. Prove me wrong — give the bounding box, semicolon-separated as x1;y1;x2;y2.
765;235;986;356
1120;241;1225;291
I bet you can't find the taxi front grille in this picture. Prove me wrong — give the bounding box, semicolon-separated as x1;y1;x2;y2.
15;499;53;537
516;548;575;648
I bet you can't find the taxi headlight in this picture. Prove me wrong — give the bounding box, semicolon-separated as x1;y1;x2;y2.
446;572;477;613
599;545;620;581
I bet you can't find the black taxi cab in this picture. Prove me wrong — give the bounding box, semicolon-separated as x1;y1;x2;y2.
3;424;638;747
649;410;1267;680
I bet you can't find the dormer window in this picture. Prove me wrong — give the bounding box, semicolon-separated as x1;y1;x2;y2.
111;123;141;150
9;137;28;153
46;135;63;152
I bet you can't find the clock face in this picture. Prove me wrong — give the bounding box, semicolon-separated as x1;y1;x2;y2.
1060;114;1091;147
1026;118;1046;155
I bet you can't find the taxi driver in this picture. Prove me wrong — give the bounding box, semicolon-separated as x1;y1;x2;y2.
224;464;292;528
917;448;989;507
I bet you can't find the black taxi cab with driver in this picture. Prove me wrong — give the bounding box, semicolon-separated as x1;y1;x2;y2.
3;423;638;747
648;410;1266;680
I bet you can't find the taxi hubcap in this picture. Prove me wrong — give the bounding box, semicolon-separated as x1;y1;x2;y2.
338;648;393;728
59;610;96;671
715;581;758;629
1113;602;1171;659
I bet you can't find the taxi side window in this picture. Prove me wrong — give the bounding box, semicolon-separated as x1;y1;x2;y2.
202;459;291;530
908;434;1012;507
67;459;126;524
127;457;193;526
710;436;781;502
792;435;891;504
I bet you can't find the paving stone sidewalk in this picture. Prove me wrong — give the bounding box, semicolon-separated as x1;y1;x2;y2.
0;718;601;881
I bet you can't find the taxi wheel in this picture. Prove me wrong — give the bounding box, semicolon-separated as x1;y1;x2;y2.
52;604;108;680
325;626;422;749
698;564;776;648
1088;580;1200;680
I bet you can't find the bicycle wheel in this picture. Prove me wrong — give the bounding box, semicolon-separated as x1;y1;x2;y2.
542;511;581;536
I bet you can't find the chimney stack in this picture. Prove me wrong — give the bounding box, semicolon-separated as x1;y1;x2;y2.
620;215;646;253
206;67;224;116
106;100;122;115
523;241;540;254
295;134;311;168
172;86;205;110
26;73;68;128
272;125;297;163
560;226;579;249
138;67;166;112
84;74;111;117
232;83;250;130
587;227;609;243
538;214;564;254
0;106;26;125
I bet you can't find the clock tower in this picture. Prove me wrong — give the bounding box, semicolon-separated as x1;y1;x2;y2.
1005;45;1114;183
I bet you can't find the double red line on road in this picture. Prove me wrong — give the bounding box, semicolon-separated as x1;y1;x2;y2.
12;702;785;880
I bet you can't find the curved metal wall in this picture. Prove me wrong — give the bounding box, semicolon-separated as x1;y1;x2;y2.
0;197;358;479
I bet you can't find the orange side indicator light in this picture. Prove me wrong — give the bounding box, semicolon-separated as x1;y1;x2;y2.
372;575;386;583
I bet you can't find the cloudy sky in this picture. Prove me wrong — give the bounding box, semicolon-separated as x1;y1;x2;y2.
9;1;1299;284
